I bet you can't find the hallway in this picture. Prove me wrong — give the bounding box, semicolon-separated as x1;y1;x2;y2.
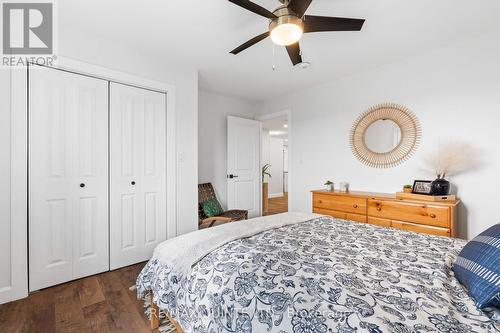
266;193;288;215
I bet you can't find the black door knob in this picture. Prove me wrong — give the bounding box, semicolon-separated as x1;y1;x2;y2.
228;174;239;179
80;183;85;188
131;181;136;185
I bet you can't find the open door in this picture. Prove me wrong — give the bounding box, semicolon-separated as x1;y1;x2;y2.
227;116;261;218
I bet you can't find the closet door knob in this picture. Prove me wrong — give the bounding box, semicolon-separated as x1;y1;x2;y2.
131;181;136;185
80;183;85;188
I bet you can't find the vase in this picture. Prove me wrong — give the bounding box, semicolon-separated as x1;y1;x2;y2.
431;178;450;196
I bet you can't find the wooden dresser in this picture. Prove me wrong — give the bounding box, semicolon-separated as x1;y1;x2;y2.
312;190;460;237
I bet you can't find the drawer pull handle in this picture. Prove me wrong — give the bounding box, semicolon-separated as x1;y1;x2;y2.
430;213;436;218
353;204;358;208
377;207;382;211
318;200;322;204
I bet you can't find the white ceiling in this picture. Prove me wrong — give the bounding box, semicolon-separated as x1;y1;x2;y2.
59;0;500;102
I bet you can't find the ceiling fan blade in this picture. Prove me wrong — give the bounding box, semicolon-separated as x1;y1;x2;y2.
286;42;302;66
230;32;270;55
303;15;365;33
288;0;312;17
228;0;277;19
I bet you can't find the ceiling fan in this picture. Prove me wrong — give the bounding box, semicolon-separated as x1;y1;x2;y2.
229;0;365;66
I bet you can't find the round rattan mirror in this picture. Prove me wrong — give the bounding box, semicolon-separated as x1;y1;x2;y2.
350;103;421;168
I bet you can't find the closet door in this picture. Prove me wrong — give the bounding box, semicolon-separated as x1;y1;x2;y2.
29;66;109;291
110;83;166;269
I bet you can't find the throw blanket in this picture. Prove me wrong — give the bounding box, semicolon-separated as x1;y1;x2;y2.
138;216;499;333
153;212;323;276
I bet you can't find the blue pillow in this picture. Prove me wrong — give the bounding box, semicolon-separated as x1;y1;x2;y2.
453;224;500;309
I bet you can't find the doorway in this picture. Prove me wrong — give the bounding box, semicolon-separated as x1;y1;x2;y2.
260;112;289;215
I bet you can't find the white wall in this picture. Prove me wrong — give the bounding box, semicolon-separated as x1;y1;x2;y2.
0;68;12;299
198;90;257;208
256;30;500;239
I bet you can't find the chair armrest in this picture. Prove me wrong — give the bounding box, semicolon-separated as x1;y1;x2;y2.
200;216;233;228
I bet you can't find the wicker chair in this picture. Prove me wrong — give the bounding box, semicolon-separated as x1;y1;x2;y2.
198;183;248;228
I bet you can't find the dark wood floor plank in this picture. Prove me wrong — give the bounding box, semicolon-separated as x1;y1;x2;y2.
0;262;172;333
107;289;151;333
98;269;125;298
82;300;115;332
0;297;28;333
118;264;144;289
78;276;106;308
26;289;56;333
54;282;87;333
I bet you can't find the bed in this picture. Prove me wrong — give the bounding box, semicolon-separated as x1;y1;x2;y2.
137;213;499;332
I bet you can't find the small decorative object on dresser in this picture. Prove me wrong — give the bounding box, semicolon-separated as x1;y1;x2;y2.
339;181;349;193
311;189;460;237
412;180;432;195
403;184;412;193
424;141;481;196
324;180;334;191
431;177;450;196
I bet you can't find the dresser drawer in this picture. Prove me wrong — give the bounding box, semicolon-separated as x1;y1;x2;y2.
391;221;450;237
367;217;391;228
313;208;366;223
313;194;366;214
346;213;367;223
368;200;450;228
313;208;346;219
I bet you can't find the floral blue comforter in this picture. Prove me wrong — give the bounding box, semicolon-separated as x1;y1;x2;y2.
137;216;499;332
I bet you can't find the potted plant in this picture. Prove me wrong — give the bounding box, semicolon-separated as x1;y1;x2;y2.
403;184;413;193
262;164;271;182
324;180;334;192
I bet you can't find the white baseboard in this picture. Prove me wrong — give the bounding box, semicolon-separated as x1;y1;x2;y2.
269;192;284;198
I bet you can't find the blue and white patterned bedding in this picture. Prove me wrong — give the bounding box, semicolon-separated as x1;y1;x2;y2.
137;216;499;332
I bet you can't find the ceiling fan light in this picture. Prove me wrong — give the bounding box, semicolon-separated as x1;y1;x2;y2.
271;23;303;46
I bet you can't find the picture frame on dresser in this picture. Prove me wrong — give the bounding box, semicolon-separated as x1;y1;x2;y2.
412;180;433;195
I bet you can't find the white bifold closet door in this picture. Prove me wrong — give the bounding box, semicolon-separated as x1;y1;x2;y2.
110;83;167;269
29;66;109;291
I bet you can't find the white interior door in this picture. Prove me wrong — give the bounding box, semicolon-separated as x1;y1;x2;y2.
227;116;261;217
110;83;167;269
29;66;109;291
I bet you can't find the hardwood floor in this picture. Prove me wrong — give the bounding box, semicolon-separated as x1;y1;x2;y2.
0;195;289;333
0;263;170;333
266;193;288;215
